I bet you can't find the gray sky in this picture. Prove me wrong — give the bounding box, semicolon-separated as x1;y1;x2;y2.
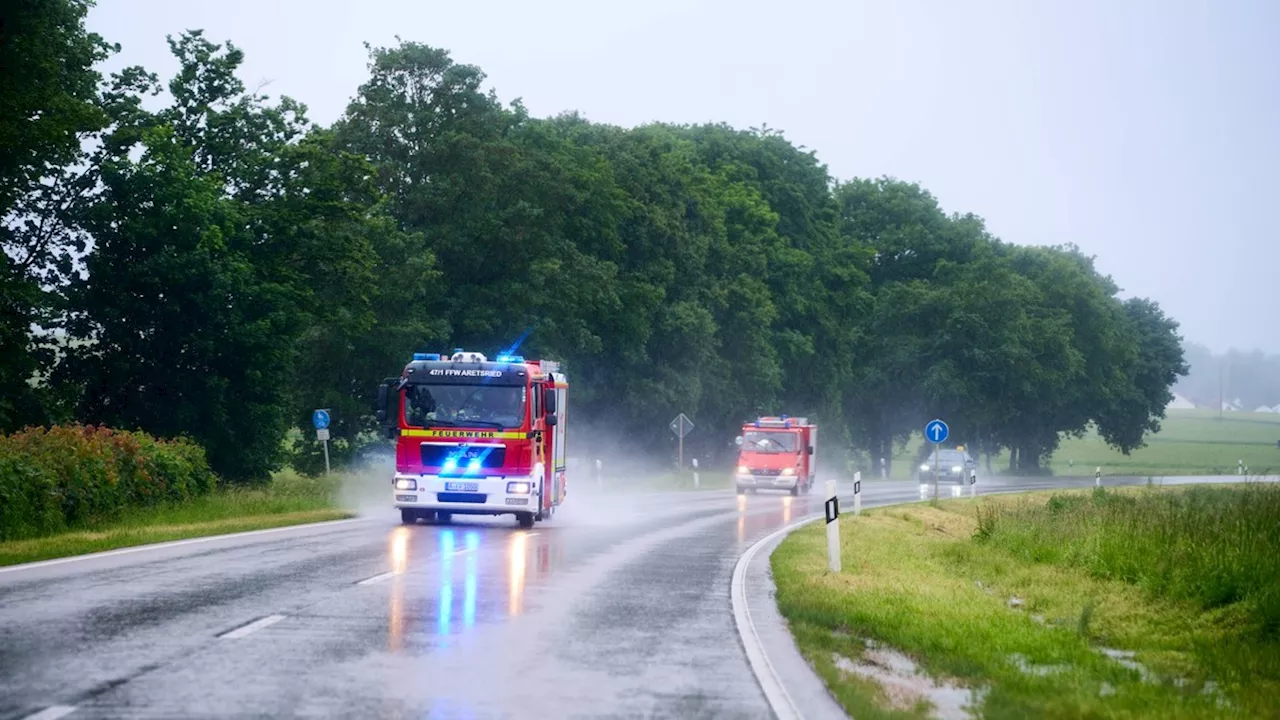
88;0;1280;354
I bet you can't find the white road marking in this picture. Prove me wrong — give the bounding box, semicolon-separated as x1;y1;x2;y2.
731;514;821;720
218;614;286;639
0;518;372;575
356;571;396;586
21;706;77;720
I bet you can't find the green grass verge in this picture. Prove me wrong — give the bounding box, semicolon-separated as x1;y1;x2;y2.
771;483;1280;719
0;469;354;567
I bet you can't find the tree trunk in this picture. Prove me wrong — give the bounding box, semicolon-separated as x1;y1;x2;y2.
1019;445;1041;471
1008;445;1018;472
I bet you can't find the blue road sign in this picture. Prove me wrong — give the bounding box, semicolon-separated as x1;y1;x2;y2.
924;419;949;445
312;409;331;430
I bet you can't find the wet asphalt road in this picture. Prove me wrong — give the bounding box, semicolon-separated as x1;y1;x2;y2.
0;475;1267;720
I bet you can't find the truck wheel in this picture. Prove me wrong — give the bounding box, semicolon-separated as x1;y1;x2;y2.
400;508;417;525
789;485;800;497
736;486;746;496
517;512;535;529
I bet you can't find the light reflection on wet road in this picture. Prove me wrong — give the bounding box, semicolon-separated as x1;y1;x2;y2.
2;476;1249;718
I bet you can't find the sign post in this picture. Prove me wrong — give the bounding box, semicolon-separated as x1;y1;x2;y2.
669;413;694;469
924;419;949;502
824;480;841;572
313;409;332;475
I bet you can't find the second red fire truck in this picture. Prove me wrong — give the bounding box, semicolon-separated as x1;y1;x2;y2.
734;416;818;495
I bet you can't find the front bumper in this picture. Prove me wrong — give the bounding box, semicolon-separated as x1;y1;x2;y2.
392;473;539;515
736;474;799;490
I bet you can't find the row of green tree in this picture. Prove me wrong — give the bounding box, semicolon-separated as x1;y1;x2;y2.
1;1;1187;481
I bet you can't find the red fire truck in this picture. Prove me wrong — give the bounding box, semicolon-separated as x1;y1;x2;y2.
734;416;817;496
376;350;568;529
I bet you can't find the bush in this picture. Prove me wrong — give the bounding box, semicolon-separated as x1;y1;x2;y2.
0;424;218;541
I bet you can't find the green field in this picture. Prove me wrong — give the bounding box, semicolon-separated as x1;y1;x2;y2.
772;484;1280;719
875;409;1280;479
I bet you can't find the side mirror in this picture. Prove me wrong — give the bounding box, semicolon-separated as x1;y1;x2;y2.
546;413;558;427
734;436;744;446
544;387;557;415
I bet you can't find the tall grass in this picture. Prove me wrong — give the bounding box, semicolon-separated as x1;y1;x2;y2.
975;484;1280;638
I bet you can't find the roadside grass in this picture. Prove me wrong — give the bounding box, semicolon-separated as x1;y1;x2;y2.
772;483;1280;719
881;409;1280;479
0;469;354;567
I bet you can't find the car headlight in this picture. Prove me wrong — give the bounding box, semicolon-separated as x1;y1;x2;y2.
506;481;532;494
920;464;930;471
781;468;796;476
951;466;962;473
737;465;750;474
394;478;417;491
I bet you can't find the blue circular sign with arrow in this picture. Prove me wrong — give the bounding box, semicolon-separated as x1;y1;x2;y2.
312;409;331;430
924;419;949;445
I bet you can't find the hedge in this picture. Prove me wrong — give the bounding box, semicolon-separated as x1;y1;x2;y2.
0;424;218;541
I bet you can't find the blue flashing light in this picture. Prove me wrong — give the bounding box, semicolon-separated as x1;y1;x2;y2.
781;414;789;420
495;354;525;363
443;457;458;471
412;352;441;361
754;421;760;428
467;458;481;472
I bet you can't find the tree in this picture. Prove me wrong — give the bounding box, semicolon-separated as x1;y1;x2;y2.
0;0;117;430
61;32;393;481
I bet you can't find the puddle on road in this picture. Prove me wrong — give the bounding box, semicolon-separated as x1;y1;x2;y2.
832;642;984;720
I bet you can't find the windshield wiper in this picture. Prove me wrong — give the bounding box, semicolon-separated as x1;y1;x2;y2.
424;418;506;430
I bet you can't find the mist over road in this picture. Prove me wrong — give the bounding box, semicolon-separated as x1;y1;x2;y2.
0;474;1263;719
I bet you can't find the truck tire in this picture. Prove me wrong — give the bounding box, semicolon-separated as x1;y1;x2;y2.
517;512;535;529
400;508;417;525
736;486;746;496
789;484;800;497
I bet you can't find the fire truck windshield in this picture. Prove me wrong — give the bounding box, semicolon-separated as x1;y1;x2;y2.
404;384;527;430
742;431;798;453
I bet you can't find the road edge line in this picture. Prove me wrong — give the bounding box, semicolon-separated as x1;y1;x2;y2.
0;516;373;575
731;511;825;720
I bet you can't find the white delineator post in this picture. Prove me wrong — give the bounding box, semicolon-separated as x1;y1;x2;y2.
824;480;841;573
596;458;603;490
969;469;977;497
1095;467;1101;487
692;457;700;489
853;472;862;516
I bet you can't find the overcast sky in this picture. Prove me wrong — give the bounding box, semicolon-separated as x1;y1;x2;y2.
88;0;1279;354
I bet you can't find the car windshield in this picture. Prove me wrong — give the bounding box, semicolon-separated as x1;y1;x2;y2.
742;431;798;453
403;383;526;430
927;450;969;465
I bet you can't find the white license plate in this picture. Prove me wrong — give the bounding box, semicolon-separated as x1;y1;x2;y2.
396;494;417;502
444;482;478;492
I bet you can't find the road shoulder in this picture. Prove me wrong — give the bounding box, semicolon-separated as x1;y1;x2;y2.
733;513;851;720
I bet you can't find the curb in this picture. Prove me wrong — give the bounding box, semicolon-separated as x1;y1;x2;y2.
731;511;829;720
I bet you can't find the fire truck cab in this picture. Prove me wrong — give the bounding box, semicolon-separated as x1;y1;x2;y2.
376;350;568;529
734;416;817;496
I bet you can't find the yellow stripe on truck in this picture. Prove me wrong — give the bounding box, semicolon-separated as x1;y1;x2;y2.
400;429;529;439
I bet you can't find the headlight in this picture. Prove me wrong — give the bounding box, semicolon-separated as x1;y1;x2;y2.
737;465;750;474
781;468;796;476
506;481;531;494
951;466;962;473
395;478;417;491
920;464;930;471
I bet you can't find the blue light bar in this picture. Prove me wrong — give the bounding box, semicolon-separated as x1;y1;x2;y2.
467;459;481;472
443;457;457;471
495;354;525;363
